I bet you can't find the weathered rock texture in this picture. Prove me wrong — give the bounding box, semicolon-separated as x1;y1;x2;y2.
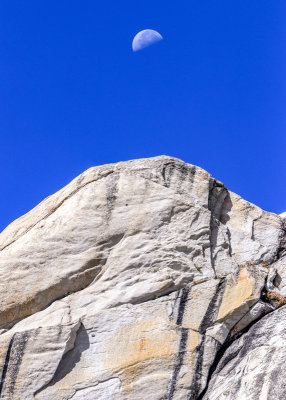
0;156;285;400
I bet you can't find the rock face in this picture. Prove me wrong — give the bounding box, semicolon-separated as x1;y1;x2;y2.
0;156;285;400
202;305;286;400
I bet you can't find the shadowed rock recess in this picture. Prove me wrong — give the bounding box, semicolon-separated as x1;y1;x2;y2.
0;156;285;400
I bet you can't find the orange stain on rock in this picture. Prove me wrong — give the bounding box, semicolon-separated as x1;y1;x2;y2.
103;318;178;391
139;338;146;351
217;267;255;321
103;316;203;394
103;318;178;372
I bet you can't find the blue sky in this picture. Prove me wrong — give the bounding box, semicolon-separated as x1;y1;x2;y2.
1;1;285;231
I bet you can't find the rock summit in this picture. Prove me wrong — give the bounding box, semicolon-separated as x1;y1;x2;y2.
0;156;285;399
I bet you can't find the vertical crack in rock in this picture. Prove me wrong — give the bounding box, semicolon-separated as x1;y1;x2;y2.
208;179;231;277
209;216;218;277
208;179;217;277
197;280;277;400
0;332;29;399
166;288;190;400
166;281;226;400
188;278;226;400
276;218;286;261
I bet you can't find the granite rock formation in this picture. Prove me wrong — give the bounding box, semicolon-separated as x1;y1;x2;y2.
0;156;285;400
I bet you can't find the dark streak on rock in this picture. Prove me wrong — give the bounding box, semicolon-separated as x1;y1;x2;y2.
276;218;286;261
176;288;189;326
166;288;190;400
226;227;232;256
209;216;219;277
199;279;226;335
0;335;14;396
208;180;221;276
162;161;196;193
105;172;119;221
197;294;274;400
208;179;233;277
162;162;175;188
188;335;206;400
167;328;189;400
251;220;255;241
188;279;226;399
0;332;29;399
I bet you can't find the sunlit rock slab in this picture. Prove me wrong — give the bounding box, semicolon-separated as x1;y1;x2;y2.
0;156;284;399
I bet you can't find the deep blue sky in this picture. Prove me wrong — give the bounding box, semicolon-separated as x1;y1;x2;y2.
1;1;285;231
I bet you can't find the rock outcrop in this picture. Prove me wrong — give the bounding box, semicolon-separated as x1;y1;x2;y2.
0;156;285;400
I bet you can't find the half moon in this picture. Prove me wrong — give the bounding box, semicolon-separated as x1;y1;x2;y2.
132;29;163;52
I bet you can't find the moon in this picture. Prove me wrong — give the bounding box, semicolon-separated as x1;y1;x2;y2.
132;29;163;52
